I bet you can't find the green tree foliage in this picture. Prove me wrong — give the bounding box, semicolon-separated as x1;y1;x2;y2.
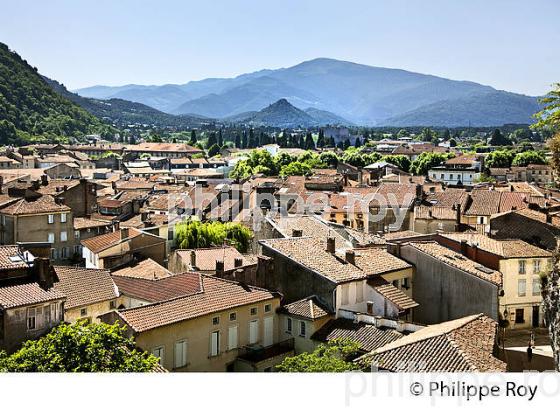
533;83;560;132
174;219;252;252
207;143;221;157
207;132;218;148
484;150;515;169
410;152;455;175
512;151;547;167
305;132;315;150
488;129;512;146
381;155;411;173
0;42;110;144
189;129;197;145
279;161;312;177
276;339;360;372
449;138;457;147
319;151;339;168
0;321;158;372
316;129;326;148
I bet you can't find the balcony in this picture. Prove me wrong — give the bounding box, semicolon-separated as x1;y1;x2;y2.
236;338;294;364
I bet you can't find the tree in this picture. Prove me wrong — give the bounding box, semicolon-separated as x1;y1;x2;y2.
189;129;197;145
276;339;360;372
279;161;312;177
174;220;252;252
248;129;257;148
420;127;435;142
381;155;411;173
449;138;457;147
488;129;511;146
410;152;454;175
343;138;351;150
319;151;339;168
0;321;158;372
207;143;221;157
484;150;515;169
341;151;366;167
217;129;223;147
442;128;451;141
316;129;326;148
533;83;560;131
541;247;560;371
305;132;315;150
234;133;241;148
512;151;547;167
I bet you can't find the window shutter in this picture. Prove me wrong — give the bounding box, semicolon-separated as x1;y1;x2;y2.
210;331;219;356
228;326;238;350
249;320;259;344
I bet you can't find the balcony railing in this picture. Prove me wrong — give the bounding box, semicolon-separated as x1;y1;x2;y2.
237;338;294;363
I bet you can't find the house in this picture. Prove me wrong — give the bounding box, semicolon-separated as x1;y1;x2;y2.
277;296;333;353
397;241;501;324
428;154;482;186
489;165;554;185
36;178;98;217
412;205;461;234
0;156;22;169
259;236;417;321
168;246;257;277
81;227;167;270
124;142;202;159
358;314;506;372
73;217;112;257
436;232;552;328
490;208;560;250
94;198;134;222
44;163;81;179
0;196;76;262
101;273;287;372
52;266;119;323
0;255;66;353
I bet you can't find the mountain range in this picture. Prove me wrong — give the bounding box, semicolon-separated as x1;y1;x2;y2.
76;58;541;127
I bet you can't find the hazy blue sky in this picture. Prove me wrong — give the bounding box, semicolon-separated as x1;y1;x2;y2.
1;0;558;95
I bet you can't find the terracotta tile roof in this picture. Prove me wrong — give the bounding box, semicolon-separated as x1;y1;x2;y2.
0;194;20;209
359;314;506;372
347;247;412;275
115;274;277;332
0;245;30;272
112;271;202;303
464;190;501;215
128;142;201;153
424;189;470;209
112;258;173;280
445;154;479;165
36;180;80;195
81;228;142;253
383;230;425;241
176;246;254;272
73;217;111;230
343;229;386;247
260;237;370;284
268;215;350;249
405;242;502;286
439;233;552;258
367;276;419;311
279;296;332;320
373;183;418;208
414;205;457;220
53;266;118;309
312;318;405;352
0;195;70;215
0;282;66;309
115;180;155;191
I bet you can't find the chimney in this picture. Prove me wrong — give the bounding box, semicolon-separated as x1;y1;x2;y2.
292;229;303;237
113;221;120;232
121;228;129;240
63;185;68;192
472;243;479;261
234;257;243;268
415;184;423;203
111;181;117;194
428;209;433;218
326;236;336;254
40;174;48;186
0;175;3;194
455;204;461;231
345;250;356;265
35;257;54;290
141;212;148;222
546;214;552;224
190;250;197;269
510;185;514;192
215;260;225;275
358;170;363;186
460;239;468;256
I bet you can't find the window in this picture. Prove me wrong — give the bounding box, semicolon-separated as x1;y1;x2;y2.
402;277;410;290
47;233;55;243
532;278;541;296
210;331;220;357
534;260;541;274
60;231;67;242
286;317;292;334
60;213;67;223
229;312;237;322
515;309;525;324
174;340;188;368
249;320;259;344
212;316;220;326
518;279;526;297
50;303;58;323
392;280;399;288
60;247;69;259
228;326;238;350
74;231;80;240
152;346;165;363
250;307;257;316
299;321;307;337
80;308;88;317
50;248;57;260
264;304;271;313
27;307;37;330
48;214;54;224
519;260;526;274
109;300;116;309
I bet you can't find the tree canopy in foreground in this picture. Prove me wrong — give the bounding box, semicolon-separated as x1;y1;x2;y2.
0;321;159;372
276;338;361;372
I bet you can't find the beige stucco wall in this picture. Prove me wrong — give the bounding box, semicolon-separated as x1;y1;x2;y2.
134;297;281;372
499;257;551;328
64;299;117;324
278;313;332;354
